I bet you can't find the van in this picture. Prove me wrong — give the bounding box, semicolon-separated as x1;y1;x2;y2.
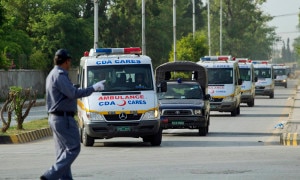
273;64;289;88
155;61;210;136
237;58;256;107
197;56;242;116
253;61;275;98
77;47;163;146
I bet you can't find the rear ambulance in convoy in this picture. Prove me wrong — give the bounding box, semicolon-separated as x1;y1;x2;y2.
77;47;163;146
253;61;275;98
197;56;242;116
236;58;256;107
273;64;289;88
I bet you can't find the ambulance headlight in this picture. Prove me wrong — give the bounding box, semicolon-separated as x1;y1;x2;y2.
242;90;251;95
223;96;234;102
87;112;105;121
264;85;272;89
142;110;159;120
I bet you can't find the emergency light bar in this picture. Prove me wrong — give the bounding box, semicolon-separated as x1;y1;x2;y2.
200;55;232;61
252;60;269;64
95;47;142;55
236;58;252;63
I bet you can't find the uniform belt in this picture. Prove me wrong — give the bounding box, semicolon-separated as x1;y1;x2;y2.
50;111;75;117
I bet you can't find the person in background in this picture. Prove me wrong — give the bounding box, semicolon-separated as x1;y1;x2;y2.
40;49;105;180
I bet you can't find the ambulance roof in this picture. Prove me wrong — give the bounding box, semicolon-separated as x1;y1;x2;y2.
80;47;152;66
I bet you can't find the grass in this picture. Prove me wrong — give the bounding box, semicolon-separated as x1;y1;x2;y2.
0;118;49;136
0;116;79;136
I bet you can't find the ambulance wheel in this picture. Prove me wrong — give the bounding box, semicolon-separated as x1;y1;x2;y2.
149;128;162;146
82;127;94;147
247;99;254;107
231;106;238;116
269;93;274;99
237;105;240;115
285;83;287;88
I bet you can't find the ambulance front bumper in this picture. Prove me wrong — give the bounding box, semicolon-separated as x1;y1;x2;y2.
255;87;273;96
84;120;160;139
209;101;236;112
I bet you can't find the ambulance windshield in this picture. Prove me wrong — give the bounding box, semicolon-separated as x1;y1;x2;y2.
87;64;153;91
207;68;233;84
239;68;251;81
254;68;271;78
274;69;286;76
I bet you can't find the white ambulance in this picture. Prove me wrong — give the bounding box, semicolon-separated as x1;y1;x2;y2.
197;56;242;116
77;47;163;146
236;58;256;107
273;64;289;88
253;61;275;98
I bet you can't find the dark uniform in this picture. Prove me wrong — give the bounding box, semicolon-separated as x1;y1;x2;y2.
42;57;95;179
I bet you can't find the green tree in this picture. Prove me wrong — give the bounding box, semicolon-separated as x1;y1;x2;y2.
169;31;208;62
207;0;276;59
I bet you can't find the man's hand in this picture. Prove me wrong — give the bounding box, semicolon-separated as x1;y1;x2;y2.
93;80;106;91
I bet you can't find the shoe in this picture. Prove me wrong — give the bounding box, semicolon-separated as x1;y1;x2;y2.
40;176;47;180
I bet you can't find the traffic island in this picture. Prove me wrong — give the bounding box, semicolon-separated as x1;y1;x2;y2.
0;127;52;144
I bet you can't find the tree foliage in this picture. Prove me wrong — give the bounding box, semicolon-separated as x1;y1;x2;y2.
169;31;208;62
0;0;286;71
207;0;276;59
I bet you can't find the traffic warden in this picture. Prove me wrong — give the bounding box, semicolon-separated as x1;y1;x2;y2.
40;49;105;180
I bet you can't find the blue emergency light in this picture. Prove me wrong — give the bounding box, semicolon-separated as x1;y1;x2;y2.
200;56;231;61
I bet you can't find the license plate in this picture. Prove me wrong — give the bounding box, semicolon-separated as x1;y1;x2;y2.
172;121;184;125
116;126;131;132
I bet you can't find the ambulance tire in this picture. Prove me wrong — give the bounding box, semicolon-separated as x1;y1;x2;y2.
231;105;239;116
149;128;162;146
237;105;240;115
269;93;274;99
247;99;254;107
82;127;95;147
285;83;287;88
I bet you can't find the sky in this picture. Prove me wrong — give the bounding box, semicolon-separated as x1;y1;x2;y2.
260;0;299;48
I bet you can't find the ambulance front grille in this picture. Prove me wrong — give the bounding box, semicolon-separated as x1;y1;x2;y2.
104;114;142;121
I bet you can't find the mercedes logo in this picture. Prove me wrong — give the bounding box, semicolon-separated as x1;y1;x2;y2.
119;112;127;120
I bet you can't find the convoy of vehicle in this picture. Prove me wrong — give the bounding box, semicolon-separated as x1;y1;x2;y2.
155;61;211;136
197;56;242;116
75;46;292;146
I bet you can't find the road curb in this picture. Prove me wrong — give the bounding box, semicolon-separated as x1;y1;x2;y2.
280;132;299;146
0;127;52;144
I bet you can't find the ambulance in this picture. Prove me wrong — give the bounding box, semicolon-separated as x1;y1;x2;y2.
197;56;242;116
77;47;163;147
273;64;289;88
253;61;275;98
236;58;256;107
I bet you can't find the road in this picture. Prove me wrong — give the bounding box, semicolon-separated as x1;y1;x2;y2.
0;79;299;180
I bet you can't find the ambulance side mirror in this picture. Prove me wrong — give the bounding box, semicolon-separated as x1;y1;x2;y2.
204;94;211;100
238;79;243;85
254;77;258;82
